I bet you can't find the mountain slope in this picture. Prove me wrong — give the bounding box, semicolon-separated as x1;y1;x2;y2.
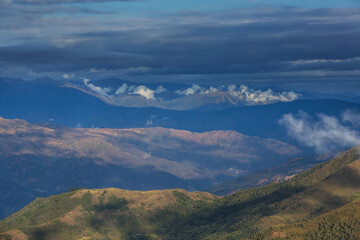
0;116;300;181
0;116;300;219
258;199;360;239
1;146;360;239
0;188;218;240
208;153;335;196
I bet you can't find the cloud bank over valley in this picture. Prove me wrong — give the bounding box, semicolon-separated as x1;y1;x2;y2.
81;79;300;108
279;110;360;153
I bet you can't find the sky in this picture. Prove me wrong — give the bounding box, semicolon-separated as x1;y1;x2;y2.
1;0;360;93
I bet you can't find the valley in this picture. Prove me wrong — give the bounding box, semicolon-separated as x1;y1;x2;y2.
1;1;359;238
0;116;300;219
1;146;360;239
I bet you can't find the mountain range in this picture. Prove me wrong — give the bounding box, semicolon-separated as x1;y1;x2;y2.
2;77;360;148
75;78;360;110
0;116;301;219
1;146;360;239
2;77;360;239
208;152;335;196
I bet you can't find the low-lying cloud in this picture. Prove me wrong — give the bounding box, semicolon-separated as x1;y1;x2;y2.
175;85;203;96
83;78;111;97
84;80;299;104
155;85;167;94
229;85;299;105
175;84;299;105
114;83;165;99
131;85;155;100
279;111;360;153
341;109;360;127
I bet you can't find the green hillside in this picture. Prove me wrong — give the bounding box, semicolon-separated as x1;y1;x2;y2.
0;188;218;240
208;153;334;196
257;199;360;239
1;146;360;240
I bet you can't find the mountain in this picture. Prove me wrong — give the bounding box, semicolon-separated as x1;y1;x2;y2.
2;78;360;148
77;78;360;111
208;152;335;196
76;78;301;110
0;116;300;219
351;95;360;104
259;199;360;239
299;90;358;103
1;146;360;239
0;188;218;240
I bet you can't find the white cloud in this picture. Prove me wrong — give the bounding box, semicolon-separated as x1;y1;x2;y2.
84;80;299;105
115;83;129;95
90;68;99;73
202;86;218;94
155;85;167;94
227;84;237;92
230;85;299;105
279;111;360;153
83;78;111;97
132;85;155;100
114;83;161;99
341;109;360;127
290;57;360;65
175;84;299;105
62;73;74;79
175;84;202;96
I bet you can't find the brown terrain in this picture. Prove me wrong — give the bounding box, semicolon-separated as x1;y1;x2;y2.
0;116;301;219
0;116;301;181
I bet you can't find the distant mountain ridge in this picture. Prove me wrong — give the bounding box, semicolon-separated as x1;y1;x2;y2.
208;152;336;196
77;78;301;110
72;78;360;110
0;116;300;219
1;146;360;239
2;77;360;148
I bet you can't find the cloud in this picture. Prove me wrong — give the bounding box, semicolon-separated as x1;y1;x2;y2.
83;78;111;97
115;83;129;95
175;84;299;105
131;85;155;100
229;85;300;105
12;0;139;4
86;81;298;104
202;86;218;95
175;85;202;96
341;109;360;127
85;79;157;99
114;83;166;99
0;7;360;83
279;111;360;153
62;73;74;79
227;85;237;91
155;85;167;94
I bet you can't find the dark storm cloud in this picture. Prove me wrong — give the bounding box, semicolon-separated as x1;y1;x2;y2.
10;0;139;4
0;7;360;79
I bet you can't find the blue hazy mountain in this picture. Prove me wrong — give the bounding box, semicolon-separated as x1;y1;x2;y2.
1;77;360;148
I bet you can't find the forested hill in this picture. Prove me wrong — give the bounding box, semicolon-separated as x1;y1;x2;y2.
1;146;360;239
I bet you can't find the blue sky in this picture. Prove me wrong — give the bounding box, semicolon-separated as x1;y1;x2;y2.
0;0;360;93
